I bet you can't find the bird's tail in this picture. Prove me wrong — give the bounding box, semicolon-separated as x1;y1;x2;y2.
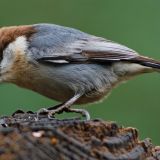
128;56;160;71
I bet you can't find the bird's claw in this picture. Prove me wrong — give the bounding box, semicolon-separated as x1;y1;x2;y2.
36;106;90;121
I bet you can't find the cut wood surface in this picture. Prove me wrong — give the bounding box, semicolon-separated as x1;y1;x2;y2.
0;110;159;160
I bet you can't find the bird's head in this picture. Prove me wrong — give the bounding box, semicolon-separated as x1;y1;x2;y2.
0;25;36;83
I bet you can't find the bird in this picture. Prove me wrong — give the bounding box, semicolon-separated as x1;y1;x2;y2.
0;23;160;120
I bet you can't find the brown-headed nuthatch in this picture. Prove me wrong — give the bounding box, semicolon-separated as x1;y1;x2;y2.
0;23;160;120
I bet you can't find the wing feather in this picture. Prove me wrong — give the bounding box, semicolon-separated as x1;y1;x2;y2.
29;24;139;64
34;37;139;64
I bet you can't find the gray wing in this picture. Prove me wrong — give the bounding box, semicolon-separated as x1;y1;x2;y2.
28;24;139;64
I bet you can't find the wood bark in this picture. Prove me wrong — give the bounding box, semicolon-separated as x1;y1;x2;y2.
0;110;159;160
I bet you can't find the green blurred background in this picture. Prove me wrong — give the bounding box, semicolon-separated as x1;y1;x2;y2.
0;0;160;144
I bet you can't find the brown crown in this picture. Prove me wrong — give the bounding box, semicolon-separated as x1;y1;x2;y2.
0;25;36;58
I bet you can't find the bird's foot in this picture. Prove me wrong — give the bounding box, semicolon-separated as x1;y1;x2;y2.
36;108;52;120
36;105;90;121
64;108;90;121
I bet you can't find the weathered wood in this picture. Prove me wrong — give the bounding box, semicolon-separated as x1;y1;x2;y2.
0;110;159;160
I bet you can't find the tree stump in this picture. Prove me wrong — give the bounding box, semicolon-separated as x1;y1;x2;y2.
0;110;159;160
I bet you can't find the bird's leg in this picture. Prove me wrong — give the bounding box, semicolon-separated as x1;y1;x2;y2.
37;93;90;120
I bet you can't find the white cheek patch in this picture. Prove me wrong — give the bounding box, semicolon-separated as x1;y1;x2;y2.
1;36;28;74
6;36;28;54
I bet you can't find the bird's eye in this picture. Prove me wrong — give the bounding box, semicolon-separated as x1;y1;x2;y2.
0;53;3;62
